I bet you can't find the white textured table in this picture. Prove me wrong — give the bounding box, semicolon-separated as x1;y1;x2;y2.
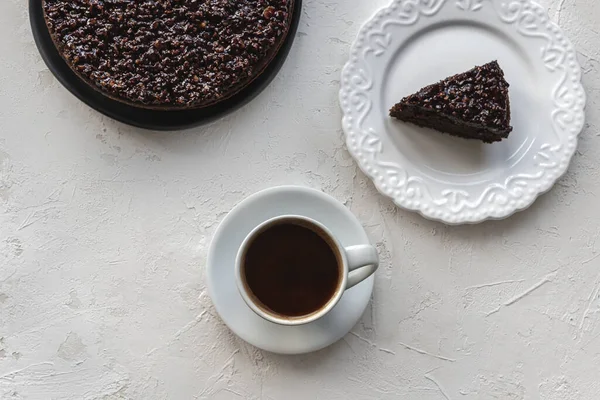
1;0;599;398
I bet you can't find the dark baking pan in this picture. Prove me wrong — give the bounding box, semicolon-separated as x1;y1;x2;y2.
29;0;302;130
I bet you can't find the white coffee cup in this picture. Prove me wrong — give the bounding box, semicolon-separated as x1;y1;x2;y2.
235;215;379;326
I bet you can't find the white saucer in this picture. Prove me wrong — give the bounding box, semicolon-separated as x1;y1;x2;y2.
206;186;374;355
339;0;586;224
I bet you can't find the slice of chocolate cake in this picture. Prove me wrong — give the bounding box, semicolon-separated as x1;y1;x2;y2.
389;61;512;143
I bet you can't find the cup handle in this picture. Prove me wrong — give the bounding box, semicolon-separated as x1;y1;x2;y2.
344;245;379;289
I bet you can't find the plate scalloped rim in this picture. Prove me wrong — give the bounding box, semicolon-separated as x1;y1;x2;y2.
339;0;586;224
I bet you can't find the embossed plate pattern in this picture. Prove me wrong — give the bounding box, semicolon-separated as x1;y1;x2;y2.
339;0;586;224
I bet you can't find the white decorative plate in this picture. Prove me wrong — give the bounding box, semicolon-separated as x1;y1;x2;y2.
339;0;586;224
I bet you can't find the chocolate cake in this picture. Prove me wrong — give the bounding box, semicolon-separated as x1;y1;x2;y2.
389;61;512;143
42;0;293;109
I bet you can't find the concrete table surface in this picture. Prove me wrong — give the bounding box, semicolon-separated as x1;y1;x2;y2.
1;0;599;398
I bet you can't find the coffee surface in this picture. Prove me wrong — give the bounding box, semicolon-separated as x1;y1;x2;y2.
243;223;340;317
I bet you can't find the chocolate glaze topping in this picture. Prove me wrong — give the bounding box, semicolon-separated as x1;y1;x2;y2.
43;0;291;108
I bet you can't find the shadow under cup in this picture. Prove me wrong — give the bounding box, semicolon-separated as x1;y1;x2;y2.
237;216;346;324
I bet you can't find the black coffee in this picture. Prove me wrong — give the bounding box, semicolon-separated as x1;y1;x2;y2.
243;222;341;317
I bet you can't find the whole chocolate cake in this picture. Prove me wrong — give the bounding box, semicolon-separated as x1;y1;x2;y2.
42;0;293;109
389;61;512;143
